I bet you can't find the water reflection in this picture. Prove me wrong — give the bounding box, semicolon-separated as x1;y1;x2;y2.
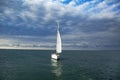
51;59;62;79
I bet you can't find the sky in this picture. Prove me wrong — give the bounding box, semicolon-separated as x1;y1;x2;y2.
0;0;120;50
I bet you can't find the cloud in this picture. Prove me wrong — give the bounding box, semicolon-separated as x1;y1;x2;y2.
1;25;120;50
3;8;17;21
88;0;120;19
0;0;120;50
20;10;37;21
1;0;119;24
0;35;55;49
22;0;44;5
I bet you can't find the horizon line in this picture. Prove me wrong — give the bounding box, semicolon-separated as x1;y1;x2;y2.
0;47;119;51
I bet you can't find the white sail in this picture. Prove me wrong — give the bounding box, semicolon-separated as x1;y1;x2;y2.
56;22;62;53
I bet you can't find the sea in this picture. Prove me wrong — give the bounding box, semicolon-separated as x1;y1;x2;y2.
0;49;120;80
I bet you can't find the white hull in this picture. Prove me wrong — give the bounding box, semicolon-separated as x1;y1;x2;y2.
51;53;60;60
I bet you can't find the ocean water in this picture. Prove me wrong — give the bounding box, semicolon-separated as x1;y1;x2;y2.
0;49;120;80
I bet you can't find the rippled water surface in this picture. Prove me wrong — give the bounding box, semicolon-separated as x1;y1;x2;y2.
0;49;120;80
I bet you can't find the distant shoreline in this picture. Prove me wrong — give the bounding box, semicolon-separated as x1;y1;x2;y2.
0;47;53;50
0;47;119;51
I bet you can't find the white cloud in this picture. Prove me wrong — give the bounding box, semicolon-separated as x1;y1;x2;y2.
0;0;120;50
69;1;76;6
66;20;73;26
18;0;120;23
0;39;13;44
3;8;17;21
20;10;37;21
22;0;44;6
1;0;119;23
4;8;14;15
0;36;55;49
88;0;120;19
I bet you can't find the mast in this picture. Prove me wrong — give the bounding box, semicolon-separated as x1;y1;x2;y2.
56;22;62;53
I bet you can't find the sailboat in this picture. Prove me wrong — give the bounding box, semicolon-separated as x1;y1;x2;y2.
51;22;62;60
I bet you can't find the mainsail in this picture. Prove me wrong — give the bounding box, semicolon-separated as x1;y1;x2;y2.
56;22;62;53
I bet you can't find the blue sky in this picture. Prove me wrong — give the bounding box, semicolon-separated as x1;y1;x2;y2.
0;0;120;50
